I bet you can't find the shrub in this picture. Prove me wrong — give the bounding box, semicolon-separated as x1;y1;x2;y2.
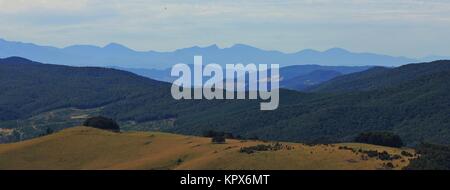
384;162;394;169
83;116;120;132
239;143;284;154
378;151;392;160
401;151;414;157
176;158;184;165
211;135;226;144
38;128;54;137
203;130;235;139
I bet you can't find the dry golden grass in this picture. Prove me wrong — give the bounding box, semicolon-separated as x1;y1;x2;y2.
0;127;414;170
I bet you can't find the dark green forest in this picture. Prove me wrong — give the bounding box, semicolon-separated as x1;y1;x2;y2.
405;143;450;170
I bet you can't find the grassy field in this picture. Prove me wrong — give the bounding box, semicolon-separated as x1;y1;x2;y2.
0;127;415;170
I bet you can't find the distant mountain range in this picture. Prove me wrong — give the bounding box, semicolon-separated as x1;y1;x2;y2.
1;57;450;145
0;38;430;70
116;64;372;91
6;38;447;91
278;65;371;91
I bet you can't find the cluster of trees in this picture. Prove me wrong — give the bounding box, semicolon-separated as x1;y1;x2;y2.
0;130;21;143
405;143;450;170
38;128;54;137
239;143;284;154
203;130;236;144
338;146;403;161
354;132;404;148
83;116;120;132
211;136;226;144
203;130;238;139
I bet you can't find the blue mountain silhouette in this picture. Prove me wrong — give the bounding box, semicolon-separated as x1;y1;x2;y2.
0;38;419;70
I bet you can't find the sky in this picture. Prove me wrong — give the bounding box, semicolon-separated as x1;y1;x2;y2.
0;0;449;58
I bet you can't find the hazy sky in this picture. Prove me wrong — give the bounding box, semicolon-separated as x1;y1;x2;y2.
0;0;449;57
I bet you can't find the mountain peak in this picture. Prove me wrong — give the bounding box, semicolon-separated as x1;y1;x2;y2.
175;44;220;52
0;56;37;65
296;49;320;54
231;44;255;48
104;43;130;50
324;47;350;54
64;44;101;49
205;44;219;49
226;44;263;52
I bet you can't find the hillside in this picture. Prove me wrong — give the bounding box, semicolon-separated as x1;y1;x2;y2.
168;61;450;145
0;56;169;121
0;127;414;170
279;64;370;81
117;64;370;85
308;60;450;92
281;70;342;91
2;57;450;146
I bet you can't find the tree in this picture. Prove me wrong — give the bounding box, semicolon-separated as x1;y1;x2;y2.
83;116;120;132
212;135;226;144
354;132;404;148
46;128;54;135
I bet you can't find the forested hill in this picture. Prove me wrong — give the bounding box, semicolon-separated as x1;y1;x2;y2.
0;56;170;120
168;60;450;145
307;60;450;92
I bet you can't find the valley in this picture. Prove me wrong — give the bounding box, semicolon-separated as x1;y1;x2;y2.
1;57;450;146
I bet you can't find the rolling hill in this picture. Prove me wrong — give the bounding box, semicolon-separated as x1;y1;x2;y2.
281;70;342;91
307;60;450;92
1;57;450;146
279;64;370;81
165;61;450;145
0;56;169;121
0;127;414;170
